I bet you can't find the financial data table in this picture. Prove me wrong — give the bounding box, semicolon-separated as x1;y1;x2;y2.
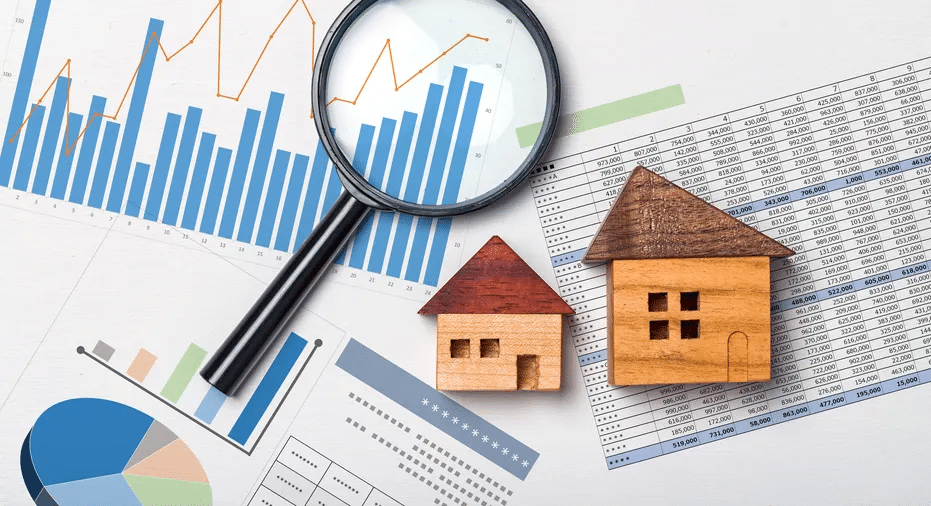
530;57;931;469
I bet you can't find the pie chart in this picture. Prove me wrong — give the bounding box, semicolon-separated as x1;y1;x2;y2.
21;398;212;506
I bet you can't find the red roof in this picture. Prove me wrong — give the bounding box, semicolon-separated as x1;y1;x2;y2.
419;236;574;315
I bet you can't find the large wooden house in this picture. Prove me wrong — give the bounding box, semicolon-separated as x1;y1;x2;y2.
585;166;794;385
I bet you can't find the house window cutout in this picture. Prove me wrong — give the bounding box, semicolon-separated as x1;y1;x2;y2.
480;339;500;358
681;292;699;311
648;293;668;312
681;320;700;339
516;355;539;390
450;339;470;358
650;320;669;340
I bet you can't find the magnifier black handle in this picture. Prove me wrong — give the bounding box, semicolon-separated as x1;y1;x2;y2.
200;191;369;395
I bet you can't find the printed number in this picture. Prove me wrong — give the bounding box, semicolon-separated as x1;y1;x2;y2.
350;273;357;278
506;18;512;23
388;281;394;287
257;251;263;257
2;71;12;78
870;75;876;82
201;238;208;243
649;135;655;142
796;94;802;102
14;17;24;23
163;229;170;235
238;246;245;252
908;64;913;72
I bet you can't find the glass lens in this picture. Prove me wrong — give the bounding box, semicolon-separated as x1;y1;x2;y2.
322;0;549;207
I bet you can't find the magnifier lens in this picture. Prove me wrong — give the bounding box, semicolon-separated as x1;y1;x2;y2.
322;0;550;208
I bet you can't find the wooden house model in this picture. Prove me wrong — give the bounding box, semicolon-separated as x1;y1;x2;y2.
419;236;574;391
584;166;793;385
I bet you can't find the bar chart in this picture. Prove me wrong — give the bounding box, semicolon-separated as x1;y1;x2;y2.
0;0;481;290
77;332;326;454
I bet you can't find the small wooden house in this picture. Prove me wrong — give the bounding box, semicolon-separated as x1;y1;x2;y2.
419;236;574;391
585;166;793;385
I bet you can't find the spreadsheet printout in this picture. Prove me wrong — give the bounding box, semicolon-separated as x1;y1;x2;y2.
530;57;931;469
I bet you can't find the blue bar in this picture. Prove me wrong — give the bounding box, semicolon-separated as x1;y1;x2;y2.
349;118;395;269
218;108;261;239
442;81;483;205
69;96;107;204
423;66;467;204
386;214;413;277
181;132;216;230
163;106;202;226
368;112;416;274
423;81;484;286
238;92;284;243
32;76;69;196
334;124;376;265
50;112;83;199
12;104;44;191
200;148;232;234
107;19;163;213
256;149;291;248
143;113;182;221
424;219;451;286
228;332;307;445
387;85;442;277
194;387;227;424
88;121;121;209
386;112;417;198
295;141;330;245
0;0;51;184
126;163;150;217
405;218;433;282
276;153;309;252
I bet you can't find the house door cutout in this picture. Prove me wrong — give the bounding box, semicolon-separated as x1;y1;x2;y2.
727;332;748;382
516;355;539;390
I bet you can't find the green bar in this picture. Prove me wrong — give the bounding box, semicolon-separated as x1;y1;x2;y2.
159;343;208;403
515;84;686;148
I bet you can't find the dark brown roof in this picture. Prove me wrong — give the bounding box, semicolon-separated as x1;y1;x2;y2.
419;236;574;315
584;166;794;261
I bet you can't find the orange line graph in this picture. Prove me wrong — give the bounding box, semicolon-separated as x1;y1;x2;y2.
6;0;488;157
327;33;489;107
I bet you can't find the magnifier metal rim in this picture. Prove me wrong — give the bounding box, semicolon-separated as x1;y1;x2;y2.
312;0;560;216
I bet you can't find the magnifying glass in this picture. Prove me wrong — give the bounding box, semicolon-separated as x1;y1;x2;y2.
201;0;560;395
